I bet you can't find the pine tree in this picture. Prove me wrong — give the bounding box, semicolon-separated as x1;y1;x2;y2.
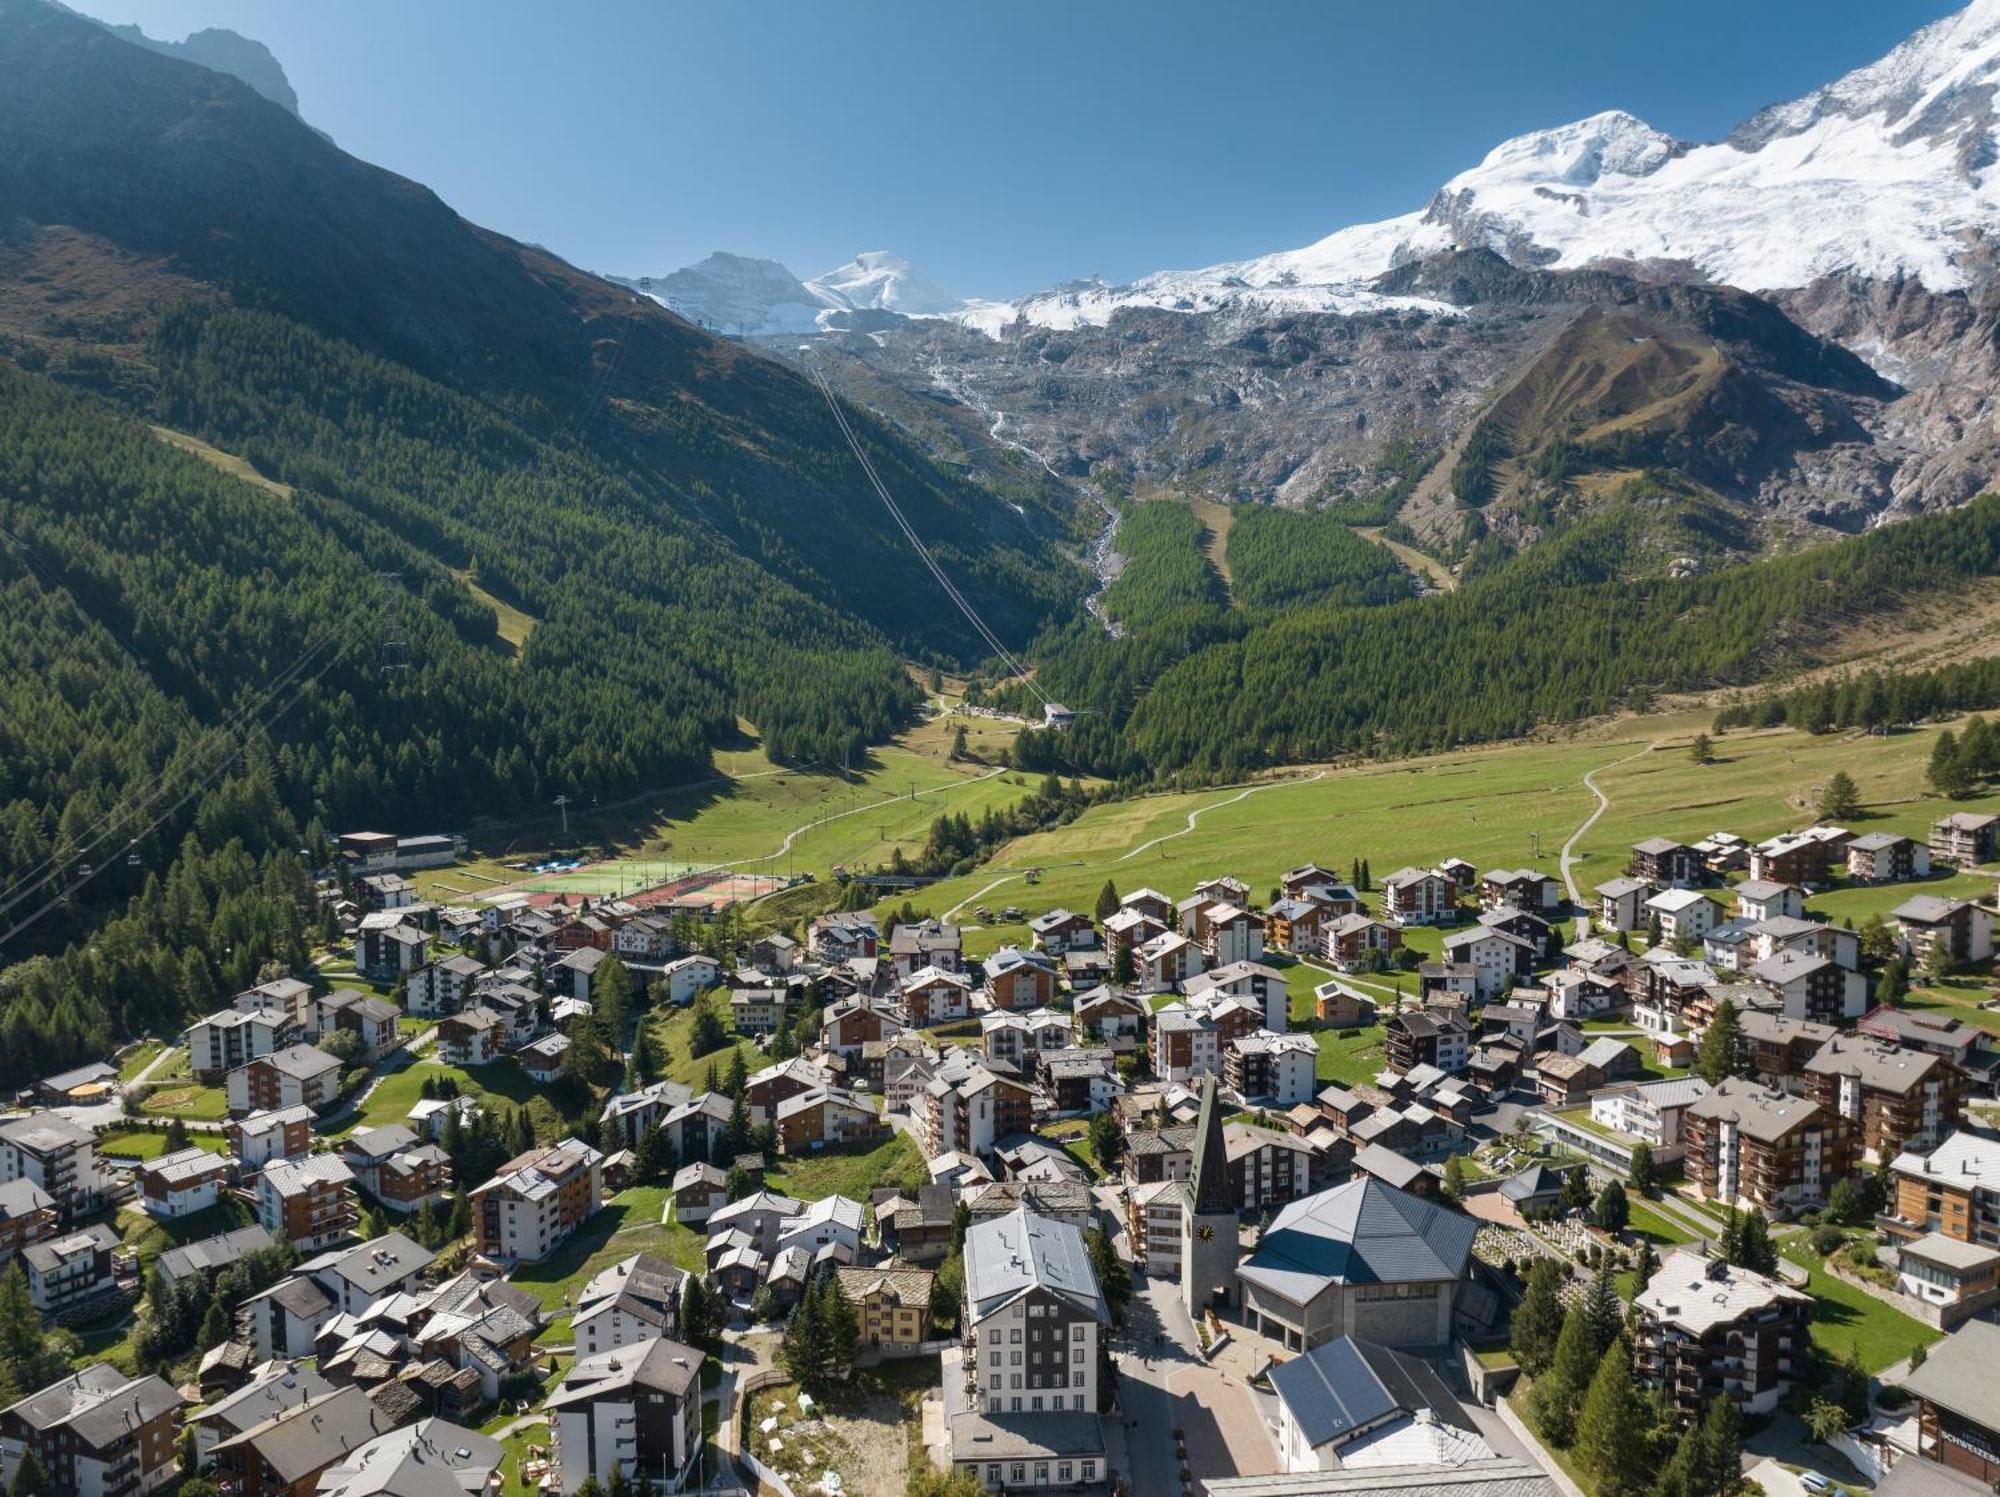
1930;730;1971;797
1529;1305;1597;1446
821;1274;859;1378
1510;1259;1565;1376
1734;1213;1778;1275
1695;998;1741;1085
1819;770;1862;820
1718;1207;1743;1265
8;1448;49;1497
630;1024;658;1084
1692;1393;1744;1494
165;1116;190;1152
1094;880;1120;921
448;1189;472;1240
1593;1181;1629;1233
1581;1259;1622;1354
781;1276;831;1387
1561;1167;1591;1213
703;1059;721;1095
1877;956;1908;1007
199;1294;232;1348
1359;858;1371;891
726;1048;749;1098
1574;1334;1648;1497
1442;1154;1466;1202
1689;733;1714;765
1628;1141;1657;1195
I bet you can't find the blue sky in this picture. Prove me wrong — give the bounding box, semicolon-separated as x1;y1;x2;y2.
69;0;1964;299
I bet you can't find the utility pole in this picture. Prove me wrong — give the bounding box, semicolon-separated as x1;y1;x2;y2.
554;795;571;838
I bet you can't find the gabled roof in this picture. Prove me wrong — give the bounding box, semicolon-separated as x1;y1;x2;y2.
963;1207;1106;1324
547;1335;703;1406
1270;1334;1476;1453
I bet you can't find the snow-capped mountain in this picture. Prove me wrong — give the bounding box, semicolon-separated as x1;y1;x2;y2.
969;0;2000;333
616;250;971;336
806;251;963;316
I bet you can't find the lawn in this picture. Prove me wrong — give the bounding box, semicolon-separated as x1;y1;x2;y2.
765;1133;926;1202
1313;1025;1387;1086
332;1055;531;1138
1780;1239;1942;1372
902;708;2000;943
117;1041;168;1082
650;1001;763;1095
96;1127;229;1162
416;712;1042;908
139;1082;229;1121
506;1187;708;1311
1626;1201;1695;1249
1040;1119;1102;1180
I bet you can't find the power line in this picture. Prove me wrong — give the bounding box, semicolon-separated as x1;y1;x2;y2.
802;352;1049;706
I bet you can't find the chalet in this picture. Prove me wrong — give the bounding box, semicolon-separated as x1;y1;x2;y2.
983;946;1060;1012
1380;867;1451;926
1225;1031;1318;1108
1733;879;1805;924
1896;895;1997;969
1544;967;1621;1022
226;1044;342;1118
744;1057;840;1123
1416;963;1477;1004
871;1184;957;1264
672;1163;728;1225
408;953;484;1017
1440;927;1532;1000
1119;887;1175;924
889;919;962;979
775;1088;887;1154
1135;929;1204;989
1150;1004;1219;1083
1062;947;1109;986
473;1139;603;1265
437;1006;508;1067
1325;913;1401;972
1385;1009;1470;1076
1280;864;1342;899
1183;959;1289;1032
227;1105;316;1172
900;966;973;1028
1932;811;2000;867
1685;1078;1854;1215
1264;898;1331;956
1040;1049;1118;1115
1480;904;1558;961
810;913;881;963
1804;1033;1963;1161
1631;837;1703;889
517;1033;570;1082
820;998;908;1057
1534;1038;1639;1107
1102;907;1168;958
357;912;428;981
0;1366;184;1497
1738;1012;1839;1089
1029;909;1097;954
1595;877;1651;933
729;983;789;1035
1646;887;1719;944
136;1148;228;1220
1749;948;1868;1025
751;933;800;974
656;954;722;1006
1074;986;1149;1040
307;988;399;1058
1635;1252;1809;1418
982;1009;1071;1069
1748;825;1850;886
1199;903;1264;966
1480;867;1560;912
1857;1005;1994;1080
1694;831;1751;874
612;911;675;963
1313;980;1378;1030
258;1155;360;1252
1847;831;1930;884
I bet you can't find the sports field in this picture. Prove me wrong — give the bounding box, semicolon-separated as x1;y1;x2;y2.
910;706;2000;955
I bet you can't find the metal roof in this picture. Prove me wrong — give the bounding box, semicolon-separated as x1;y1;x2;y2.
1238;1178;1476;1307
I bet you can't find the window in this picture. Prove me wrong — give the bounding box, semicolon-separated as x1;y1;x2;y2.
1032;1396;1043;1411
1011;1464;1025;1484
1074;1394;1085;1410
1058;1464;1073;1483
1082;1462;1097;1481
1010;1375;1021;1390
1072;1346;1084;1362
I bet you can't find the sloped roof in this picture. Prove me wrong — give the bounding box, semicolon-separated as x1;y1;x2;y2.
1270;1335;1474;1452
963;1207;1105;1324
1238;1178;1475;1307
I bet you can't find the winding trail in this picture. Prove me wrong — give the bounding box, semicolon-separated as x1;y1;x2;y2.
941;771;1325;922
1115;772;1325;863
720;764;1009;872
1559;744;1654;906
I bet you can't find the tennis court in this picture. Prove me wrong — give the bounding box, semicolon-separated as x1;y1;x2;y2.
509;859;709;896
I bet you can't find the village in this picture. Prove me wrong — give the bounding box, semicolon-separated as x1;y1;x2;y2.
5;805;2000;1497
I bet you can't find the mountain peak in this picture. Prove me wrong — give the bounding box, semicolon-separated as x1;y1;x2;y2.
808;252;962;315
1457;109;1684;190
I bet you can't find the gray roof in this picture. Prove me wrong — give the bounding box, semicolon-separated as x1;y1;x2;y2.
1903;1319;2000;1432
199;1361;335;1438
1205;1460;1557;1497
313;1417;503;1497
0;1178;54;1220
1877;1458;2000;1497
963;1207;1106;1324
547;1335;703;1407
1269;1335;1471;1451
1239;1178;1475;1307
157;1225;276;1282
211;1385;396;1483
318;1233;436;1295
1;1364;182;1447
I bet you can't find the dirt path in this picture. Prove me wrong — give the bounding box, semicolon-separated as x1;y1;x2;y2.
1559;744;1654;905
1116;771;1325;863
1356;526;1456;592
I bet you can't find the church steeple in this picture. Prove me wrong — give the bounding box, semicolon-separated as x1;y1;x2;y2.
1188;1075;1233;1219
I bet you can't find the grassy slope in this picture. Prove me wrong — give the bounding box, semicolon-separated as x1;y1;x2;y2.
414;708;1034;901
910;708;2000;954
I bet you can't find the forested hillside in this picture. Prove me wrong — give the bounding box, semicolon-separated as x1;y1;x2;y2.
1011;495;2000;778
0;0;1087;1080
